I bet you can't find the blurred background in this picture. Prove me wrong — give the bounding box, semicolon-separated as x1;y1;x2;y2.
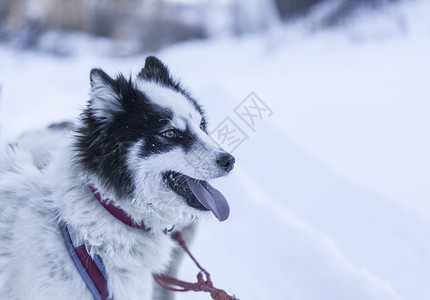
0;0;429;299
0;0;415;53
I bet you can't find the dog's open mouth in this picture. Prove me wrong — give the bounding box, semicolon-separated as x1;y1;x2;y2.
163;171;230;221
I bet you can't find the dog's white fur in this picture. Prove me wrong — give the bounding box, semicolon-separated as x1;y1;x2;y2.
0;129;177;299
0;63;230;299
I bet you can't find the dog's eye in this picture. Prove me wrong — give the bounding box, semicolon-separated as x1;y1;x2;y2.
162;129;177;139
200;121;205;130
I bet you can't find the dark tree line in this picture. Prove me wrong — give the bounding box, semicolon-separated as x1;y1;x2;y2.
0;0;403;52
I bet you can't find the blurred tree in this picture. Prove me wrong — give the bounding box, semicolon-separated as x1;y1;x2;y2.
274;0;322;20
274;0;401;24
0;0;207;52
317;0;400;27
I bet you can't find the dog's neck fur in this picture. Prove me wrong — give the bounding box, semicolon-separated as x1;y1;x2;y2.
48;144;178;299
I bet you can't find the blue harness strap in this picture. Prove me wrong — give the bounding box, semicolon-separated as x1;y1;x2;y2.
60;221;109;300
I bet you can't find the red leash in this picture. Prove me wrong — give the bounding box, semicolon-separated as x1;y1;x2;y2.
153;232;239;300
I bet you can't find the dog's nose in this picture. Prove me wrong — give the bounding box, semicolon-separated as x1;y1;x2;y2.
217;153;235;172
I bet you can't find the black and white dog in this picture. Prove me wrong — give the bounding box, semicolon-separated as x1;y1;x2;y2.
0;57;235;300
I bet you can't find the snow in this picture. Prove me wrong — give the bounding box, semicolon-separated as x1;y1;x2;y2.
1;0;429;299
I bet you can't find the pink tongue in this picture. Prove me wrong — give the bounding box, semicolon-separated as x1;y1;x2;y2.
186;179;230;221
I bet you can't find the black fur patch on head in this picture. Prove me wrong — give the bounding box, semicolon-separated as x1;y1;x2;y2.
91;68;115;87
75;69;172;198
74;57;207;199
138;56;206;118
138;56;175;87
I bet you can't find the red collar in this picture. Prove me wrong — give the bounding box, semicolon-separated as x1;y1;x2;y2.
63;186;238;300
89;186;148;231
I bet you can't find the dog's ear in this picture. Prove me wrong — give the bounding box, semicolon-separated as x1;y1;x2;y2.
89;68;123;120
138;56;174;86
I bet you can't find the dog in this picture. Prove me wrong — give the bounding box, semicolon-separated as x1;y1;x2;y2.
0;56;235;300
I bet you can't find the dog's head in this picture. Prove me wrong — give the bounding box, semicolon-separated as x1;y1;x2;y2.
75;56;235;225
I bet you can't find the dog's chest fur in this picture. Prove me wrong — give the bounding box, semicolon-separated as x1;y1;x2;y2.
0;146;175;300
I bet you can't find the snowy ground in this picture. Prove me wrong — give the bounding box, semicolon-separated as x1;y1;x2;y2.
0;0;429;299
